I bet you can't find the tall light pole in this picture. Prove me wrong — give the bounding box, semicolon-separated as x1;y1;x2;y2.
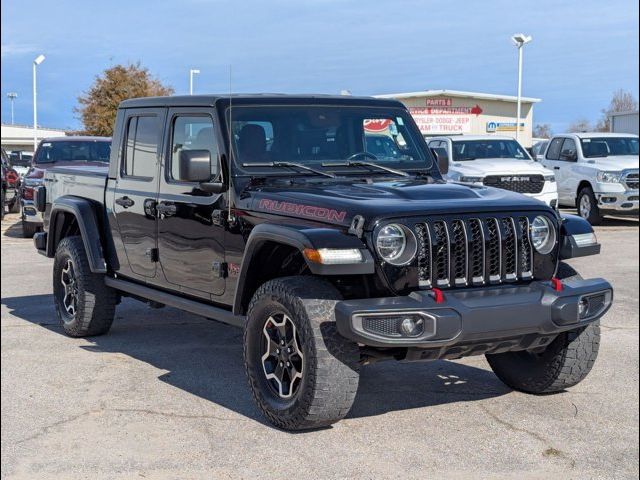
189;69;200;95
7;92;17;124
511;33;532;142
33;54;46;151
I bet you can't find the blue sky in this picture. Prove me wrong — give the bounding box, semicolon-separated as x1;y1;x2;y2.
1;0;638;132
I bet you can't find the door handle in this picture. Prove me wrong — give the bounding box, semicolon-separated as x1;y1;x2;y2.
115;196;135;208
157;202;177;218
554;167;560;170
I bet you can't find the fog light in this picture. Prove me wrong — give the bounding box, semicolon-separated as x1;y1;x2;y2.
400;317;424;336
578;298;589;319
578;291;613;321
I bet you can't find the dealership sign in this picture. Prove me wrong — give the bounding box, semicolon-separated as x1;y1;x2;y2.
486;121;525;133
409;107;472;134
363;118;392;132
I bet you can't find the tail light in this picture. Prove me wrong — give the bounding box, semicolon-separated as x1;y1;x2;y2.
6;171;19;185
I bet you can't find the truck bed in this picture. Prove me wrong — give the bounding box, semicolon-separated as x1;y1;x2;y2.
45;165;109;205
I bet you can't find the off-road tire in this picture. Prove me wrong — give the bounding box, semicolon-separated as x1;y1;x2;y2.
577;186;603;225
53;236;117;337
244;276;360;430
486;262;600;393
22;220;39;238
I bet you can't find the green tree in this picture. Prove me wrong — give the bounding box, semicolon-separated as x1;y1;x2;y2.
76;63;174;136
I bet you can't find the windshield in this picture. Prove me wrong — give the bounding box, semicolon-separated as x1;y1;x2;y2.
229;106;432;175
33;140;111;165
452;139;530;161
580;137;639;158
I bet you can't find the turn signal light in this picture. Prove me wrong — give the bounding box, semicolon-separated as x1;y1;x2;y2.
303;248;364;265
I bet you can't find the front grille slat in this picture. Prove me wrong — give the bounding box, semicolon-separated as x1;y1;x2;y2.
432;221;450;287
415;215;535;289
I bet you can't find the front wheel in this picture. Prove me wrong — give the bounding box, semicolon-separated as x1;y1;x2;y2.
486;262;600;393
244;277;360;430
577;186;603;225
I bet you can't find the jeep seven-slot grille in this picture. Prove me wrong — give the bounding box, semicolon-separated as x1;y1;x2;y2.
483;174;545;194
415;216;534;288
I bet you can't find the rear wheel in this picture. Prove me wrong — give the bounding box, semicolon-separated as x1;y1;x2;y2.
577;186;603;225
8;197;20;213
53;236;117;337
244;276;360;430
22;220;39;238
486;262;600;393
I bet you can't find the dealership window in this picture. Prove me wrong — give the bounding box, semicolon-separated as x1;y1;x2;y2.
169;115;219;181
545;137;564;160
123;116;160;178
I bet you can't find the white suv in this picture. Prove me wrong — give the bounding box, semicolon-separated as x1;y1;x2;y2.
427;135;558;208
538;133;639;224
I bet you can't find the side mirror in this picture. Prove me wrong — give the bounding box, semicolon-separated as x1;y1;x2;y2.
430;148;449;175
560;150;577;162
177;149;212;183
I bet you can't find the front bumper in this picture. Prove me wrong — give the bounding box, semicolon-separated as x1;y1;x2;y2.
595;189;639;214
20;198;43;224
335;278;612;357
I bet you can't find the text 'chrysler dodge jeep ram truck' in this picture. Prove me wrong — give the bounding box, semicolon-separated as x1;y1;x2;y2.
33;95;613;430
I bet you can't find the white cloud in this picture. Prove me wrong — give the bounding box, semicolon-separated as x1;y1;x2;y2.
0;43;38;58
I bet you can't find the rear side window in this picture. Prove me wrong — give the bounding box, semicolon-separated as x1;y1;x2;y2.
123;115;160;178
545;138;564;160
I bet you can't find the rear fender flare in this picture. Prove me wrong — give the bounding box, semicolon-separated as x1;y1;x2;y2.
46;196;108;273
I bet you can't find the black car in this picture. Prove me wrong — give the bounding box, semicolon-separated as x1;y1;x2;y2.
34;95;612;430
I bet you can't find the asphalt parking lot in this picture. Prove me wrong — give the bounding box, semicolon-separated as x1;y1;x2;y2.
1;212;638;480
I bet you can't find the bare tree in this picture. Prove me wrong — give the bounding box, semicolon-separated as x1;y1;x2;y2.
533;123;553;138
596;89;639;132
76;63;174;136
567;118;592;133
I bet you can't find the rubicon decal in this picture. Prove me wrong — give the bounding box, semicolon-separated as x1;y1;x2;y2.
259;199;347;223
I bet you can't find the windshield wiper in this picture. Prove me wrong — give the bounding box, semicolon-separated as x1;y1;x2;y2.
243;162;335;178
322;161;410;177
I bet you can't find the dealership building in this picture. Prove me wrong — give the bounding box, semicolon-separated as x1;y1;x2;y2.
374;89;541;147
1;124;68;154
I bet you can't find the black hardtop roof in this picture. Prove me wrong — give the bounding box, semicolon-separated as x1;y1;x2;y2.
41;136;112;143
120;94;405;109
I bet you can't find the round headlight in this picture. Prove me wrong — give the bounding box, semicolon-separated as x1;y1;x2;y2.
530;216;556;254
376;224;406;263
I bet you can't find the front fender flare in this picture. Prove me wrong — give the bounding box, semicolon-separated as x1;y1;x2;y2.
559;213;600;259
233;223;374;315
46;196;108;273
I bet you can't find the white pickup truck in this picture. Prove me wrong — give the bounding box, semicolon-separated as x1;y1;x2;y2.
537;133;639;224
427;135;558;208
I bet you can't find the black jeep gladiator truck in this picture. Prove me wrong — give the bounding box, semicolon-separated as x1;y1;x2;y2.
33;94;612;430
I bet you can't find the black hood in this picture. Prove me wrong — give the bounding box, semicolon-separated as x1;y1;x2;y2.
243;178;554;229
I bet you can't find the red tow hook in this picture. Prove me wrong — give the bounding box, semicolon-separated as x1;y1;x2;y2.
551;277;563;292
431;287;445;304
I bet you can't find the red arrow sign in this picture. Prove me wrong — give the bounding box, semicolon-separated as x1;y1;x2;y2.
471;104;483;116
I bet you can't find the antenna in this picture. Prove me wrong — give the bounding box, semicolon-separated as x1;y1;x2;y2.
227;65;234;223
